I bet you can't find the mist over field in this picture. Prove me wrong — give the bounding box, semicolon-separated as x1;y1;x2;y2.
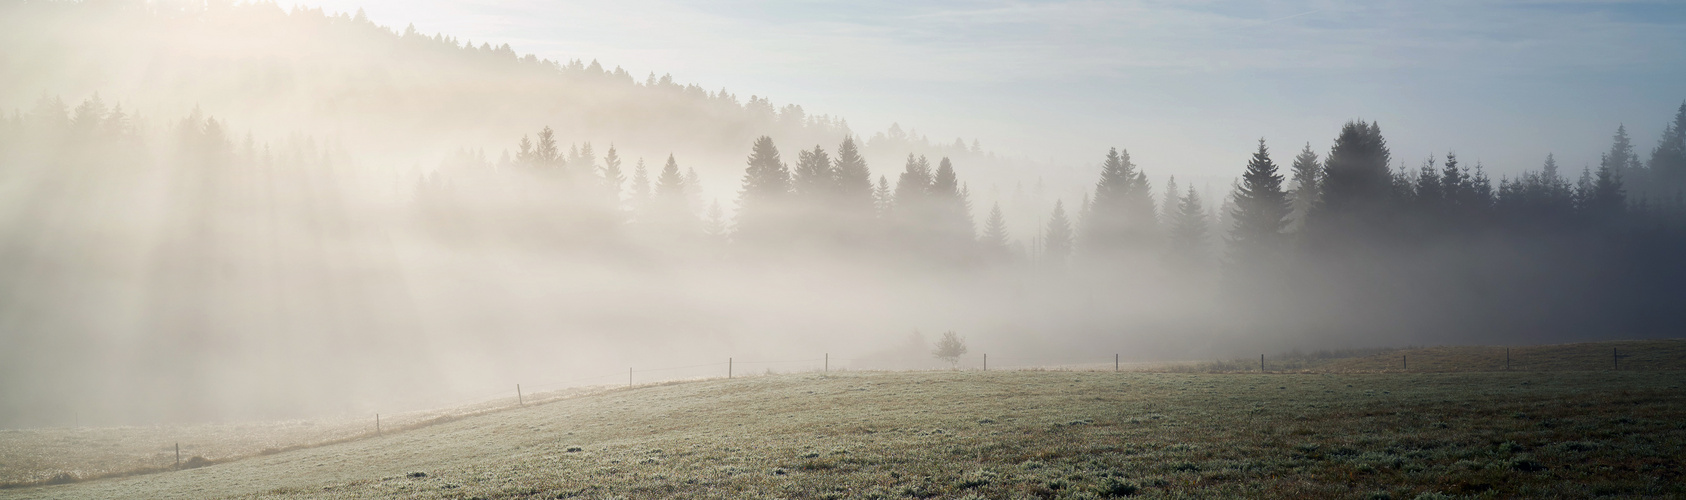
2;0;1685;430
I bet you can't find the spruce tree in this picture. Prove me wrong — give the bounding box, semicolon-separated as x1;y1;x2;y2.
873;175;892;218
893;154;933;211
1587;154;1628;219
602;144;625;202
735;136;791;241
1287;142;1321;228
631;158;651;211
793;145;833;199
1043;200;1074;265
981;202;1011;258
833;136;873;210
930;158;973;243
1081;147;1155;255
1649;102;1686;194
1310;120;1392;238
1169;187;1210;265
703;200;726;238
1160;175;1179;225
1227;139;1291;264
657;154;686;198
533;126;560;168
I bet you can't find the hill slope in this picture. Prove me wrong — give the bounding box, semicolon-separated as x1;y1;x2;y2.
6;369;1684;499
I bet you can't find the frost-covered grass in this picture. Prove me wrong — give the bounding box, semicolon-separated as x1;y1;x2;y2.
6;370;1686;499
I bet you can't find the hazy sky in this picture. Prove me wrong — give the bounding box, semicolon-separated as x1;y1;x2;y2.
289;0;1686;180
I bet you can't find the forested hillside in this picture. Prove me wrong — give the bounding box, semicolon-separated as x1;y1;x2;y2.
2;0;1684;428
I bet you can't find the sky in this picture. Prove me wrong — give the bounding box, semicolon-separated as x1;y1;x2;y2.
286;0;1686;182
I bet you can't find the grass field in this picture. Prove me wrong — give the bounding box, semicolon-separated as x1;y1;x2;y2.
3;352;1684;499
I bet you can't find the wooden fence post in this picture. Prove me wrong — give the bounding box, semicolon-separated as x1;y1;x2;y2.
517;384;523;405
376;413;381;436
729;358;733;379
1115;354;1119;372
175;442;181;467
1260;354;1265;373
1403;355;1408;370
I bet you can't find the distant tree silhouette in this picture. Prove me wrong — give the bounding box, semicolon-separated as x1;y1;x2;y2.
1168;187;1209;265
1227;139;1290;265
1287;142;1321;231
981;202;1011;259
793;145;833;199
1310;120;1393;243
734;136;792;243
833;136;873;211
1043;200;1074;266
1081;147;1156;257
630;158;651;212
931;331;968;369
1160;175;1179;226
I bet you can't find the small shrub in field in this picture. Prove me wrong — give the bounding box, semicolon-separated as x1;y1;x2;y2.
1095;477;1139;497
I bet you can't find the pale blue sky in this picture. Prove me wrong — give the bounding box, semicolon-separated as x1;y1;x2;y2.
291;0;1686;180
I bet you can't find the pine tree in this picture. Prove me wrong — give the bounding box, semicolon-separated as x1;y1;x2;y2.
703;200;726;238
1311;120;1393;237
1287;142;1321;230
793;145;833;199
832;136;873;210
1043;200;1074;265
684;167;704;213
929;158;973;245
602;144;625;203
873;175;892;219
631;158;651;211
1169;187;1209;265
533;126;560;168
1081;147;1155;255
576;142;596;179
735;136;791;241
1587;153;1627;219
1649;102;1686;194
893;154;933;211
657;154;686;198
1160;175;1179;225
1228;139;1291;264
981;202;1011;258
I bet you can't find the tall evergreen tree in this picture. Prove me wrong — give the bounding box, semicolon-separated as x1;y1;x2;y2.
793;145;833;199
1287;142;1321;230
832;136;873;210
1587;154;1628;219
929;158;973;244
1649;102;1686;196
893;154;933;210
602;144;625;202
1603;125;1643;183
631;158;651;210
981;202;1011;258
1081;147;1155;255
734;136;791;241
873;175;892;219
533;126;561;168
1160;175;1179;225
1227;139;1291;263
1043;200;1074;265
1168;187;1209;265
1310;120;1393;238
656;154;686;198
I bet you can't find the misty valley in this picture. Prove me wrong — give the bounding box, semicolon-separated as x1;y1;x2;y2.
2;2;1685;499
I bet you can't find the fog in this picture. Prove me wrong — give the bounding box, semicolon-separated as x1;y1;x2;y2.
3;2;1685;428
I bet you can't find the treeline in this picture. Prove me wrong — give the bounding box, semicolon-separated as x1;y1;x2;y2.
423;100;1686;341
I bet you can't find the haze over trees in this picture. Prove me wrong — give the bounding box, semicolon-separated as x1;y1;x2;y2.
3;1;1686;428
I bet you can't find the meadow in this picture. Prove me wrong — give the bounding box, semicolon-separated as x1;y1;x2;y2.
3;341;1684;499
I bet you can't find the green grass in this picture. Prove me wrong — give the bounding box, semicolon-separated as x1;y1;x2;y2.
4;367;1684;499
